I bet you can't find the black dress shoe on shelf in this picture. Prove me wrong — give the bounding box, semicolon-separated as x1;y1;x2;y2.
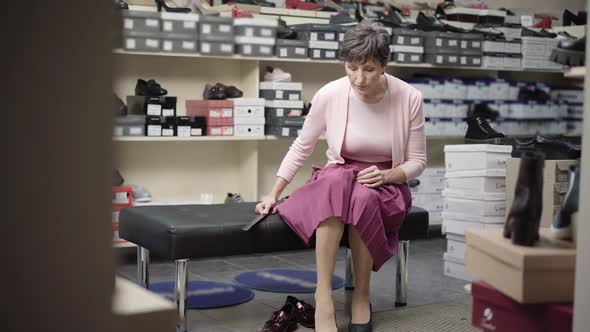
551;165;580;240
135;79;168;96
503;151;545;246
155;0;191;13
202;83;226;100
416;11;470;33
215;83;243;98
521;27;557;38
511;135;581;160
378;11;416;29
349;304;372;332
550;36;586;66
277;19;297;39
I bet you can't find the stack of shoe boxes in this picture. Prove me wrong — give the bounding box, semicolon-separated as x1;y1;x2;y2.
292;24;340;60
160;13;200;53
390;28;425;64
444;7;506;25
441;144;513;281
199;16;234;56
121;10;162;52
551;88;584;136
260;82;305;137
424;31;483;67
114;115;147;137
411;168;445;226
482;35;522;69
233;98;266;137
112;186;133;245
522;36;562;70
234;18;278;57
186;99;234;136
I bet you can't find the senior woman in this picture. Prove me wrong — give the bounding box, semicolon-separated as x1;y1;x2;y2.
256;22;426;332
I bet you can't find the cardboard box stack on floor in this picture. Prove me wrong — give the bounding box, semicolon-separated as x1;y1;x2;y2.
411;167;445;226
441;144;513;281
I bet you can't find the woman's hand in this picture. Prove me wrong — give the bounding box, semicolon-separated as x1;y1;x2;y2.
356;166;387;188
255;195;278;215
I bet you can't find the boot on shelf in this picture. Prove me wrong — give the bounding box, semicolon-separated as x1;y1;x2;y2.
464;114;504;144
503;151;545;246
551;166;580;240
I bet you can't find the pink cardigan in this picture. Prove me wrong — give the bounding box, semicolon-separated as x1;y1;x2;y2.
277;73;427;183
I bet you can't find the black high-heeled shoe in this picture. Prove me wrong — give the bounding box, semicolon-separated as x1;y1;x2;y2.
349;304;372;332
155;0;191;13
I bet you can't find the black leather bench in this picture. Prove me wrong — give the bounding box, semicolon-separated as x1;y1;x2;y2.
120;202;429;332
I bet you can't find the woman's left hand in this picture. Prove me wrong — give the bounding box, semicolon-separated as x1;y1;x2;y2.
356;166;388;188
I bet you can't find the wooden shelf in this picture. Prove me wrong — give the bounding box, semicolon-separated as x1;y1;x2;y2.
564;66;585;78
113;136;273;142
113;49;565;73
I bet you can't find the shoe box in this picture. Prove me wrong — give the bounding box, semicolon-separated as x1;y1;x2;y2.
114;115;147;137
232;98;265;137
443;251;473;281
160;12;200;53
121;11;162;51
308;40;339;60
264;100;305;136
423;99;469;118
176;116;206;136
276;39;308;58
199;16;234;55
391;28;425;64
445;233;466;260
465;228;576;303
471;281;573;332
482;35;523;69
445;169;506;194
234;18;278;57
443;189;506;217
126;95;177;116
112;186;133;245
521;36;563;70
186;99;234;136
424;119;467;136
423;31;483;66
424;53;483;67
483;53;522;69
442;214;505;237
444;7;506;24
410;167;445;194
444;144;513;173
265;125;301;137
506;158;578;228
337;25;354;43
259;81;303;101
412;192;444;225
291;23;339;42
145;116;176;136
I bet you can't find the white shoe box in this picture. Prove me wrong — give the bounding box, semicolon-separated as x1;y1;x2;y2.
412;192;444;212
443;252;473;281
411;168;445;194
234;125;265;136
446;234;466;260
444;144;512;172
442;218;504;236
443;190;506;217
444;169;506;193
430;211;443;225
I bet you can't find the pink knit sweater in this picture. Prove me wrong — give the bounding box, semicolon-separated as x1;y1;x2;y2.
276;73;427;182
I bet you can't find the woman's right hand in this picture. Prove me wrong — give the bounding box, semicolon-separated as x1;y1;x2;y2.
255;195;278;215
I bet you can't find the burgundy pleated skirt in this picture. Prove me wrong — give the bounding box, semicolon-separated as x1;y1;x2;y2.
278;159;412;271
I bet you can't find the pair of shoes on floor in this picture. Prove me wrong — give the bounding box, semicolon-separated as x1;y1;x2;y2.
202;83;243;99
349;303;373;332
261;296;315;332
264;66;292;82
135;79;168;97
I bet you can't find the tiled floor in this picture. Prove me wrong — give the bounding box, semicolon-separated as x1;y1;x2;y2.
117;237;468;332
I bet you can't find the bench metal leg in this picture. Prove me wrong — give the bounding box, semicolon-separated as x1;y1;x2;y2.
175;259;189;332
345;248;354;290
137;246;150;288
395;240;409;307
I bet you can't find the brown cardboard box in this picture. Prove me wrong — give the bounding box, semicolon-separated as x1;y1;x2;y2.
505;158;578;227
465;228;576;303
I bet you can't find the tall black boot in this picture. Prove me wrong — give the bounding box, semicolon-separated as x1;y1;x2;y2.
503;151;545;246
551;165;580;240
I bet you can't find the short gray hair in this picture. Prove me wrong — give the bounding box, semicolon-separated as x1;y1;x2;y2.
340;22;390;67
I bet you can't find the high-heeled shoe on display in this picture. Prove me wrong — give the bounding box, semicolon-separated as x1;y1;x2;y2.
503;150;545;246
551;166;580;240
349;303;372;332
191;0;220;15
155;0;191;13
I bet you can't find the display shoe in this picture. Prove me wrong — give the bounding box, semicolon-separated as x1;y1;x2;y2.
563;9;587;26
464;115;504;144
113;169;125;186
202;83;226;100
355;2;368;22
330;11;356;25
471;103;499;120
520;27;557;38
155;0;191;13
551;166;580;240
215;83;243;98
378;10;416;29
532;16;552;29
389;4;410;17
231;4;253;18
416;12;471;33
550;36;586;66
114;94;128;116
349;303;372;332
113;0;129;10
285;296;315;329
225;0;276;7
264;66;293;82
517;85;551;102
503;150;545;246
286;0;323;10
277;18;297;39
511;135;581;160
135;79;168;96
261;303;298;332
130;184;152;202
191;0;220;15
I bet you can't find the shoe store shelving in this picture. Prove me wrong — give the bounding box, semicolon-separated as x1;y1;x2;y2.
113;49;567;73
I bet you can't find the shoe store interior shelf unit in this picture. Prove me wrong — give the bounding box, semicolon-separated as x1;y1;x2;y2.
113;48;570;204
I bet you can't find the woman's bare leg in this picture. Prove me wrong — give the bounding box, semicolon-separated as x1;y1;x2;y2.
348;225;373;324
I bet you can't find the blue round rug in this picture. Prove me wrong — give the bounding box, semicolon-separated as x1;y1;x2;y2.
149;280;254;309
234;269;344;293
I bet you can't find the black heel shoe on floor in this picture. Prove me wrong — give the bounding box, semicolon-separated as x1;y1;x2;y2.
349;304;372;332
155;0;191;13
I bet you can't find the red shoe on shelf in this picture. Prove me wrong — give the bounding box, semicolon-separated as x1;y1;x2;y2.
286;0;322;11
533;16;552;29
228;3;253;18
